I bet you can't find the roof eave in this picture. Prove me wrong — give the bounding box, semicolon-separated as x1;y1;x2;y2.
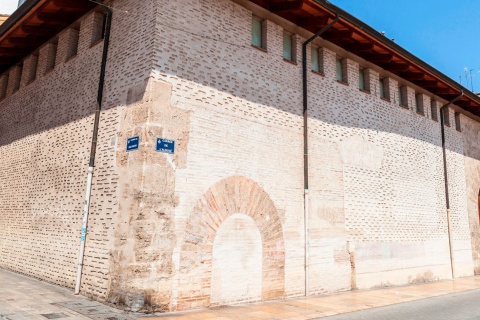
0;0;42;39
314;0;480;107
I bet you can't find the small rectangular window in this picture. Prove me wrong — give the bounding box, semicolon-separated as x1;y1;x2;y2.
311;46;320;73
358;68;370;91
45;43;57;73
0;74;8;100
455;112;461;131
311;47;319;71
359;68;370;92
336;57;344;82
101;13;107;39
431;100;438;121
91;12;107;44
415;93;424;114
12;65;22;92
336;57;342;81
359;68;365;90
283;31;295;62
442;106;450;126
25;54;38;84
399;85;408;107
252;16;264;49
379;78;389;100
67;28;80;59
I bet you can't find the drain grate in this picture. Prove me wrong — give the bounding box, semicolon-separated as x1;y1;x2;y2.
41;313;68;319
54;301;134;320
74;306;123;316
86;315;134;320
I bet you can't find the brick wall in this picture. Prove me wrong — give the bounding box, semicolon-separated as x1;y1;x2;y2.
0;14;102;290
140;0;475;310
0;0;156;302
461;115;480;274
0;0;478;314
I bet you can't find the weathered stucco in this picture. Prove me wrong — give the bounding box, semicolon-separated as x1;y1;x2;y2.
108;79;190;312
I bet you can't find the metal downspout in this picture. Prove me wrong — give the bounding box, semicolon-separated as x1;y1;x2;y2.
75;4;113;295
302;14;339;296
439;91;463;280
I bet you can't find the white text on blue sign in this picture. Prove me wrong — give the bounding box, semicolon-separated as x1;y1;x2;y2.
156;138;175;154
126;136;140;152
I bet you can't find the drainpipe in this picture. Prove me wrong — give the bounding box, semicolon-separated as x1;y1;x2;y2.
302;14;339;296
439;91;463;280
75;3;113;295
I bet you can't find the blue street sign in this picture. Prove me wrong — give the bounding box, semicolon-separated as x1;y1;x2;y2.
126;136;140;152
156;138;175;154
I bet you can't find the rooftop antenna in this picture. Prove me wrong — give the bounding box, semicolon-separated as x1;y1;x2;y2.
470;69;474;92
459;75;462;85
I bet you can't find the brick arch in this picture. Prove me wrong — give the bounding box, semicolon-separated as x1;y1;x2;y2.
176;176;285;310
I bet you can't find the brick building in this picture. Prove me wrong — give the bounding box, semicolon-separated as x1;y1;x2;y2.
1;0;480;314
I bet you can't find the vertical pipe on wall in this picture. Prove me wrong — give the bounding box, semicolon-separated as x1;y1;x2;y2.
304;189;309;292
439;91;463;280
75;3;113;295
302;14;339;296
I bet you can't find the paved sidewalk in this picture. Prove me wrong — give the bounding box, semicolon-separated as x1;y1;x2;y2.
0;268;134;320
140;277;480;320
1;267;480;320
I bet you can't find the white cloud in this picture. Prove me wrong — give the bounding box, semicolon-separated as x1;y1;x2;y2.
0;0;18;15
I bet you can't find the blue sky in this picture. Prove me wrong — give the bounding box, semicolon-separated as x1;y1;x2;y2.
329;0;480;93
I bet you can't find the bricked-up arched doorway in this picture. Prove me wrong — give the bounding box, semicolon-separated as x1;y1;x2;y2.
211;214;263;305
176;176;285;310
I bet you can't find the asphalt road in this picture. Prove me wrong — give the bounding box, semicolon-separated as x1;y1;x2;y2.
320;289;480;320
